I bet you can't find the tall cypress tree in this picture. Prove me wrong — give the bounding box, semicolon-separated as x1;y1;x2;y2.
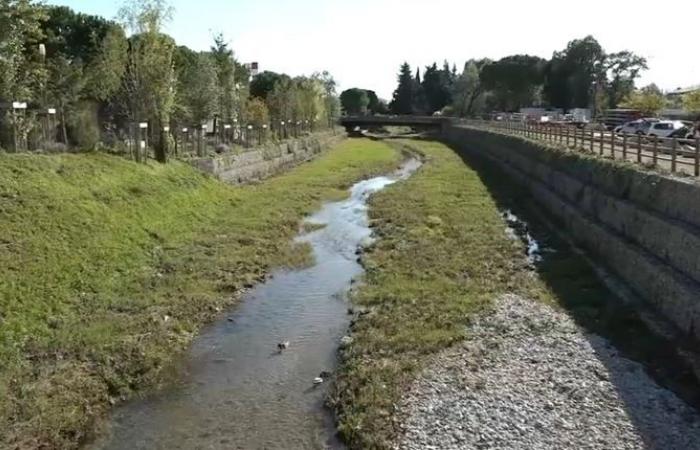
413;67;427;114
390;62;415;115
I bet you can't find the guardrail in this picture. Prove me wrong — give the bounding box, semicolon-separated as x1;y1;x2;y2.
457;119;700;177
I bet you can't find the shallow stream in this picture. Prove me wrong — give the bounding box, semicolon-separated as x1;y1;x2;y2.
93;159;420;450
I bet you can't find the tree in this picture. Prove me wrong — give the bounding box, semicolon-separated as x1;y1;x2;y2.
210;33;237;126
119;0;176;163
250;71;289;100
413;67;427;114
0;0;46;148
340;88;370;115
604;51;647;109
173;47;218;126
245;96;269;127
480;55;545;111
390;62;415;115
296;76;325;125
83;24;128;101
422;62;454;114
451;60;488;117
365;90;380;114
543;36;605;110
266;76;299;124
316;70;339;128
682;90;700;119
41;6;127;145
620;84;666;116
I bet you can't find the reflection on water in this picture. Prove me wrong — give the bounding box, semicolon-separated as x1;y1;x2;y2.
93;159;420;450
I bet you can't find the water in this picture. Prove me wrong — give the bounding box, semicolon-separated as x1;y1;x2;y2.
502;209;551;264
92;159;420;450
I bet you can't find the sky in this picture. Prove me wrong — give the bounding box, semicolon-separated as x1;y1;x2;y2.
47;0;700;100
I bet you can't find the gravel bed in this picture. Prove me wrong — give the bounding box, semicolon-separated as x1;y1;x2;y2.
394;295;700;450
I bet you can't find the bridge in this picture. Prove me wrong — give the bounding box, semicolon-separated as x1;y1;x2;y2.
340;115;451;132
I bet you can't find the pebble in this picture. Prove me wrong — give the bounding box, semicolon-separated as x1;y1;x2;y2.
393;295;700;449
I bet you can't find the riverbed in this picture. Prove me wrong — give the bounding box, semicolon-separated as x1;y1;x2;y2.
92;158;420;450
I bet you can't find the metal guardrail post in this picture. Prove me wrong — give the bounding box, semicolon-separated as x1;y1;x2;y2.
653;137;658;167
599;130;604;155
566;126;570;147
573;127;577;148
590;128;594;152
622;133;627;160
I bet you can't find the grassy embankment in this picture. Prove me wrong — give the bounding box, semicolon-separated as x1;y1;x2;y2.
332;138;698;449
0;138;401;449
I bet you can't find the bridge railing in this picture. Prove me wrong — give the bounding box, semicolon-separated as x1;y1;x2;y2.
454;118;700;178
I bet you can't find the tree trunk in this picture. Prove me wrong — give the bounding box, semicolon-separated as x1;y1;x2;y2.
60;107;68;145
153;116;168;163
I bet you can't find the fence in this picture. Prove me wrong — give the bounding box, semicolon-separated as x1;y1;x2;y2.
457;119;700;178
0;112;329;163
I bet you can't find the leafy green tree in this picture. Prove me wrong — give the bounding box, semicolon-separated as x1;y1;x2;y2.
246;96;269;127
682;90;700;119
267;76;299;124
119;0;176;162
316;70;339;128
604;51;647;109
46;55;85;144
620;84;666;116
210;33;237;126
41;6;127;145
390;62;416;115
364;90;379;114
296;76;325;127
480;55;545;111
451;59;489;117
340;88;370;115
544;36;605;109
83;25;128;101
173;47;218;126
250;71;289;100
233;60;250;124
0;0;46;148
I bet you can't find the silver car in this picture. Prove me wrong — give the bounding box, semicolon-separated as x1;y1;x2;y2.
614;118;659;135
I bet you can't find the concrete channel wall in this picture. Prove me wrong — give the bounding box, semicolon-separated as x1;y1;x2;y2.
188;131;345;184
442;124;700;340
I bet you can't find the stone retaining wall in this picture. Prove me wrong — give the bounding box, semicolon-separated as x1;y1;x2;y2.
443;124;700;340
188;131;345;184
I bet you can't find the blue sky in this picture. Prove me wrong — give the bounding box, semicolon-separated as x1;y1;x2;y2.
47;0;700;100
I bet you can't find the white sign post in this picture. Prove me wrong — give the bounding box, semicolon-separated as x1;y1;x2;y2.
11;101;28;151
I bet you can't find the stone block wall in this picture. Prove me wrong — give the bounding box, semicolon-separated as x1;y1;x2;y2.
188;131;345;184
443;124;700;340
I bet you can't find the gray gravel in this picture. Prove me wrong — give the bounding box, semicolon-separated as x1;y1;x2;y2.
394;295;700;450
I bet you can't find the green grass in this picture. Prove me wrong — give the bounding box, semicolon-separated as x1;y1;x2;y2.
0;138;401;449
331;137;700;449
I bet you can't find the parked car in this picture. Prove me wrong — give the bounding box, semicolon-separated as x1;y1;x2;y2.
646;120;686;138
668;126;692;139
614;118;658;135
